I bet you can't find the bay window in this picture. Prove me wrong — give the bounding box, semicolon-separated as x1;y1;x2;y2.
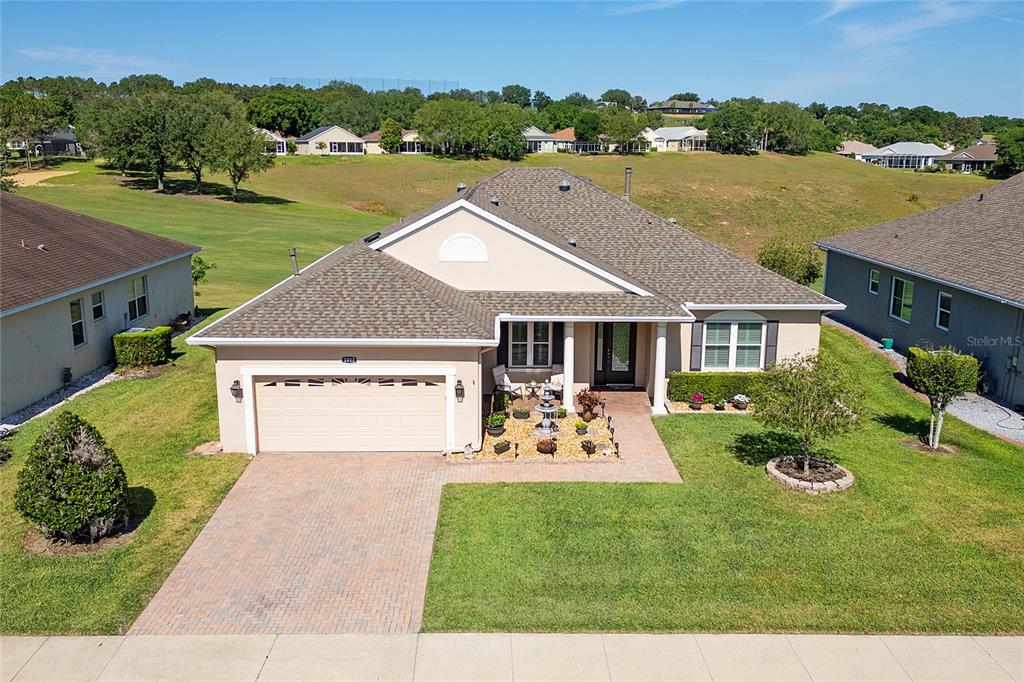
508;321;551;368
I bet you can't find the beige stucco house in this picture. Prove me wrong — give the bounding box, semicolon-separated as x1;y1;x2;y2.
1;194;198;418
362;129;427;154
190;168;842;455
294;125;364;155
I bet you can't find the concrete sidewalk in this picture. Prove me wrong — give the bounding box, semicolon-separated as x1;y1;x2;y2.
2;633;1020;681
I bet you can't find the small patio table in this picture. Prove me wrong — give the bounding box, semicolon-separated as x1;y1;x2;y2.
524;380;540;399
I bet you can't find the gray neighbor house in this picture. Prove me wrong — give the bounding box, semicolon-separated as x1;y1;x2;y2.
816;173;1024;410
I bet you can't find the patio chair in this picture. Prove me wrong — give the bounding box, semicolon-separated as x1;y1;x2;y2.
548;372;565;400
491;364;523;401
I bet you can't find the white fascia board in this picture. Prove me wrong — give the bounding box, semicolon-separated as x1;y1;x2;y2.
496;314;696;322
0;250;199;319
240;363;457;378
188;336;499;347
369;199;654;297
684;303;847;311
815;243;1024;310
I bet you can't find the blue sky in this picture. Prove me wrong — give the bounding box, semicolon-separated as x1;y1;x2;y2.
2;1;1022;116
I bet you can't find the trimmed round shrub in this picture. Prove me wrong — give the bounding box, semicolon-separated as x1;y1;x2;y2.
14;412;128;542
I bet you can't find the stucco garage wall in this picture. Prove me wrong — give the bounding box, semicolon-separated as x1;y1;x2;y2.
382;208;623;293
211;344;483;453
1;256;194;417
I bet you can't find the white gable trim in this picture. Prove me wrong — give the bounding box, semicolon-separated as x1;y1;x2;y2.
370;199;653;297
685;303;846;311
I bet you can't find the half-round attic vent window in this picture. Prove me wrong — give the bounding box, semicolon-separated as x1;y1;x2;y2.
438;232;488;262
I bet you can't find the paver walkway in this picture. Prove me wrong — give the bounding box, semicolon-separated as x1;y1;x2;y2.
130;392;679;635
3;633;1020;681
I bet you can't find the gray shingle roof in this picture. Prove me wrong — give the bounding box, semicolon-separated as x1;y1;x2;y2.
196;168;838;342
295;125;338;142
817;173;1024;306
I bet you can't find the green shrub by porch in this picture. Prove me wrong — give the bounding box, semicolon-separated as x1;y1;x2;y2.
667;372;763;403
113;326;172;367
14;412;129;542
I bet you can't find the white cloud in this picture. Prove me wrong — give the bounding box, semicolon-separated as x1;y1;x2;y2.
814;0;861;23
15;46;172;78
606;0;682;16
838;1;986;48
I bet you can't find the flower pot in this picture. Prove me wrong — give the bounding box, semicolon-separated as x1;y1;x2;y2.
486;425;505;437
881;337;894;350
689;401;704;411
581;442;597;455
714;404;726;411
734;401;748;411
513;411;530;420
581;409;595;422
493;441;510;454
576;427;587;435
537;442;556;455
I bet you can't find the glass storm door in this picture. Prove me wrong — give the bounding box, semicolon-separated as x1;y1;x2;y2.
594;322;637;386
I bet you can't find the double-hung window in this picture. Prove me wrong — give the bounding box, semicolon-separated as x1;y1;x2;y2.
508;321;551;368
70;299;86;347
890;276;913;323
91;291;105;320
703;321;764;370
868;269;880;295
936;292;952;331
128;276;149;321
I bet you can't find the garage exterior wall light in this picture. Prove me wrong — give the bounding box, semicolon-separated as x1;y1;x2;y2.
454;379;465;402
229;380;244;403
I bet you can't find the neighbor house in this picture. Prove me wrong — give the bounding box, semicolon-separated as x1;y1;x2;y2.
937;142;998;174
552;127;577;152
836;140;879;161
254;128;288;155
523;126;557;153
295;125;365;155
643;126;708;152
647;100;716;116
189;167;842;454
816;173;1024;409
862;141;947;169
6;126;85;158
0;194;198;417
362;129;427;154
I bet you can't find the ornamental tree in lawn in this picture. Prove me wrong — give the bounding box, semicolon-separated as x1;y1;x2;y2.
15;412;128;542
210;116;275;200
379;117;403;154
906;347;979;449
753;353;864;475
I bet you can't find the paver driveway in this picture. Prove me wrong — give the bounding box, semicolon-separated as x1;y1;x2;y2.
130;392;680;635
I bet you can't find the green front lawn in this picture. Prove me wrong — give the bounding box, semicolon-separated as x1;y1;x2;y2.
0;333;248;634
423;325;1024;634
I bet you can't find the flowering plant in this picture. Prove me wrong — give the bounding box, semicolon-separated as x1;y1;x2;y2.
733;394;750;404
575;388;601;412
689;392;706;403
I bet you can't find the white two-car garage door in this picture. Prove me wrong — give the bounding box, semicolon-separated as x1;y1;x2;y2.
254;375;446;452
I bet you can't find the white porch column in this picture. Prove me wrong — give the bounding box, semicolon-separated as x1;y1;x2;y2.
563;322;575;413
652;322;668;415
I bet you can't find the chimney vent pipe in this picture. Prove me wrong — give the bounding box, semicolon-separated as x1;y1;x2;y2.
289;247;300;275
624;167;632;202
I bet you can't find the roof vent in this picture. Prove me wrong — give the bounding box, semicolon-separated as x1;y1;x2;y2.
567;237;577;247
978;192;984;201
559;180;571;192
666;217;677;225
37;244;47;251
288;247;300;275
456;182;467;193
363;231;381;243
490;195;499;206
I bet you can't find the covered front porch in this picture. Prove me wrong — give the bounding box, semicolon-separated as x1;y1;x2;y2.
483;319;677;415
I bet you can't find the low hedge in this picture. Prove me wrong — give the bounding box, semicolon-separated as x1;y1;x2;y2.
113;326;172;367
667;371;763;403
906;346;979;395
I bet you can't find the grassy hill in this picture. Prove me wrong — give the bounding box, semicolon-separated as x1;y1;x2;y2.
17;153;992;307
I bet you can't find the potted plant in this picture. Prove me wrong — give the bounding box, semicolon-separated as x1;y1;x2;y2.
555;407;568;419
536;437;556;455
576;389;601;422
575;419;588;435
493;439;511;454
485;412;506;437
714;399;726;411
732;393;750;410
689;392;705;410
513;406;531;420
580;439;597;455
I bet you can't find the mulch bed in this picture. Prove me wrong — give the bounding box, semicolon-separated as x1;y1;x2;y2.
774;455;846;483
902;438;959;456
476;410;617;462
21;520;141;558
668;401;753;414
115;365;170;379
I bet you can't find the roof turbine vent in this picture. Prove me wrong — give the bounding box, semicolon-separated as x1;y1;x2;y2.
456;182;467;193
559;180;571;192
666;217;678;225
567;236;578;247
489;195;500;206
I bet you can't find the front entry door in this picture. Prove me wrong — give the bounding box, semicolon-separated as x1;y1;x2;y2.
594;322;637;387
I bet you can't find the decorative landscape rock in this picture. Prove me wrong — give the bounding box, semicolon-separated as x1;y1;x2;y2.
766;455;854;495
